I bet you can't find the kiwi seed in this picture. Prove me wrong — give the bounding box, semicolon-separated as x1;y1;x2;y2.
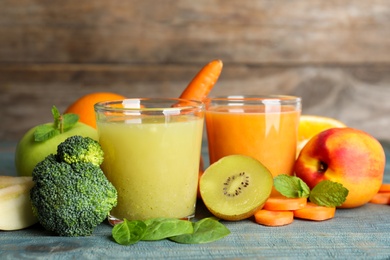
223;172;250;197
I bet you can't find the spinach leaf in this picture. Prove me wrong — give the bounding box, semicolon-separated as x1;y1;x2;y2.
112;219;147;245
142;218;194;240
169;217;230;244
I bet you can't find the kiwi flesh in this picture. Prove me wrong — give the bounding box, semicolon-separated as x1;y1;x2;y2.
199;155;273;221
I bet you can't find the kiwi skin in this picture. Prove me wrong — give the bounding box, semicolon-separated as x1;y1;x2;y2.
208;204;263;222
199;155;273;221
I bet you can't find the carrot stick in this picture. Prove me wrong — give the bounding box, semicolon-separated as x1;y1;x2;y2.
178;60;222;198
378;183;390;193
179;59;223;102
254;209;294;227
293;202;336;221
263;196;307;211
369;192;390;205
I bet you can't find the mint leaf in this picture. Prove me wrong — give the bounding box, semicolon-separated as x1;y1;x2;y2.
309;180;349;207
33;105;80;142
34;124;60;142
274;174;310;198
62;113;79;131
52;105;79;133
52;105;61;127
169;217;230;244
112;219;147;245
142;218;193;241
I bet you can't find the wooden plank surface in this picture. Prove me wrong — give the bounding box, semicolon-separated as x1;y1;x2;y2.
1;64;390;141
1;0;389;63
1;141;390;259
2;200;390;259
0;1;390;141
1;3;390;259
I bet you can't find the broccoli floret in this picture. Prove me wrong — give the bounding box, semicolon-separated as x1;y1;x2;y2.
56;135;104;166
30;154;117;237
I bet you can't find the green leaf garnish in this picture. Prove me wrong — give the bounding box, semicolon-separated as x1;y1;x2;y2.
111;217;230;246
52;105;61;127
112;219;147;245
34;124;60;142
169;217;230;244
61;113;79;131
273;174;310;198
142;218;193;241
33;105;79;142
309;180;349;207
273;175;349;208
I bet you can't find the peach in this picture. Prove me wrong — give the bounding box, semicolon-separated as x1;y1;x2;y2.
294;127;385;208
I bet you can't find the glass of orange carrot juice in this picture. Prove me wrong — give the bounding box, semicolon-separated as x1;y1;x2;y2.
205;95;301;190
95;98;204;224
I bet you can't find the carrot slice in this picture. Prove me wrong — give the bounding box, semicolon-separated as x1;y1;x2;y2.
179;59;223;102
254;209;294;227
293;202;336;221
369;192;390;205
263;196;307;211
378;183;390;193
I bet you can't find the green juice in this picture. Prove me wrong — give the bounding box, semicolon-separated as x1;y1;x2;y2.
97;116;204;221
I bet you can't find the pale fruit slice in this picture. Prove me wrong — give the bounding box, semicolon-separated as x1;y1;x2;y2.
298;115;346;155
0;176;33;188
199;155;273;221
0;176;38;230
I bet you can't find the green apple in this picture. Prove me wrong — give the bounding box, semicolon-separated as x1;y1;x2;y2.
15;107;98;176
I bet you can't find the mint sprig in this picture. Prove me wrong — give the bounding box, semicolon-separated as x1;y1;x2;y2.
274;174;349;207
309;180;349;207
34;106;79;142
273;174;310;198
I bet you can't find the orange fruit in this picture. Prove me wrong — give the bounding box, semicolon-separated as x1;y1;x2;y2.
297;115;346;155
64;92;126;128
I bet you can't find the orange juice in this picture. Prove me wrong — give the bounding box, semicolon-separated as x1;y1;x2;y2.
205;96;301;179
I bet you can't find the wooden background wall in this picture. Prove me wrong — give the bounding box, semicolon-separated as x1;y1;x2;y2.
1;0;389;142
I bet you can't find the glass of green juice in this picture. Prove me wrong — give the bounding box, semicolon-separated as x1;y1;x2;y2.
94;98;205;225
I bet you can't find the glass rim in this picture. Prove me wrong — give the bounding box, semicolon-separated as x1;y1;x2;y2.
94;98;205;113
205;95;301;105
207;94;300;101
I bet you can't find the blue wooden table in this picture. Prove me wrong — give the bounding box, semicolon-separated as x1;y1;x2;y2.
1;141;390;259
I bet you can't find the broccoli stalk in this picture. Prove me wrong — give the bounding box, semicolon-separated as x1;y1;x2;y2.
30;136;117;237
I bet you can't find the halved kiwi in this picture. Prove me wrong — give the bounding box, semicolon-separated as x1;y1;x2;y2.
199;155;273;221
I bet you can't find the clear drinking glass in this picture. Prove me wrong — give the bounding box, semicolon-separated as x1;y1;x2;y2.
205;95;301;189
95;98;204;224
